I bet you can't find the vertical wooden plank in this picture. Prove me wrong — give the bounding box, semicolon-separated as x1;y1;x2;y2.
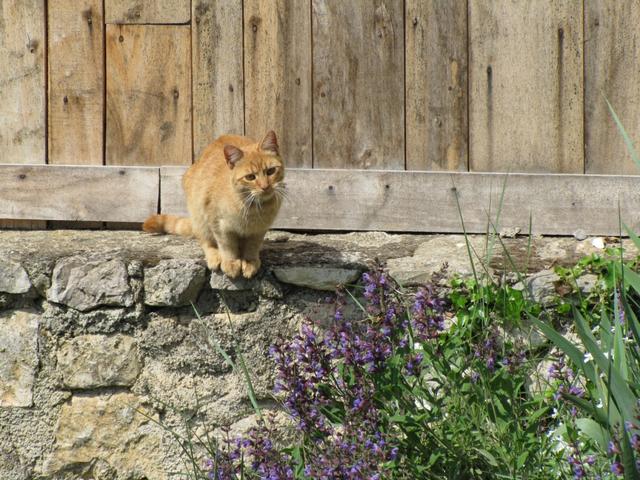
312;0;404;170
48;0;104;166
0;0;46;164
469;0;583;173
585;2;640;174
406;0;468;172
105;0;190;24
244;0;312;168
192;0;244;159
0;0;46;229
106;25;191;166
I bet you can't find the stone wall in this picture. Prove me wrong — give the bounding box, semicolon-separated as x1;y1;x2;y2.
0;230;627;480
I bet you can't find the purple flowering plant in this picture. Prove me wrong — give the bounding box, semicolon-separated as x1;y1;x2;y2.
184;264;594;479
533;245;640;479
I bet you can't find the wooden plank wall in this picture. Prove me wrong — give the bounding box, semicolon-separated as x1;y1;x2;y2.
2;1;640;231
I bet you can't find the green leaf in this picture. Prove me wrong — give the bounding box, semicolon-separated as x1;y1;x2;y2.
575;418;610;451
475;448;499;467
623;223;640;253
605;96;640;171
516;451;529;469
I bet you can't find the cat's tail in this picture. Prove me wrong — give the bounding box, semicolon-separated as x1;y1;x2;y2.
142;214;193;237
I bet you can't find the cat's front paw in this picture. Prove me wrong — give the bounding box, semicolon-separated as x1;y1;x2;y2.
205;249;221;270
241;258;261;279
221;258;242;278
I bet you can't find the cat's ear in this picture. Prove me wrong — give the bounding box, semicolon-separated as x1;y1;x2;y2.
223;145;243;169
260;130;279;155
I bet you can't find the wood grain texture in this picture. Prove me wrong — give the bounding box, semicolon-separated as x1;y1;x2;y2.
192;0;244;159
160;167;640;236
105;0;190;24
312;0;404;170
48;0;104;165
0;165;158;222
0;0;46;164
0;0;46;229
469;0;583;173
585;2;640;174
244;0;311;168
406;0;468;171
106;25;191;166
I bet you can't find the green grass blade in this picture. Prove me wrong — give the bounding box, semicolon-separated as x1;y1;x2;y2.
529;315;597;385
623;223;640;251
573;309;635;421
605;96;640;171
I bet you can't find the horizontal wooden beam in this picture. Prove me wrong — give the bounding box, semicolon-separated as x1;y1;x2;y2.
3;164;640;235
163;167;640;235
0;165;158;222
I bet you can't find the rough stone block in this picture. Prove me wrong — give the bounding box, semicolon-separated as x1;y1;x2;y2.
0;260;31;294
0;309;39;407
272;266;360;291
43;392;165;479
144;259;206;307
57;334;141;389
47;256;134;312
210;271;260;291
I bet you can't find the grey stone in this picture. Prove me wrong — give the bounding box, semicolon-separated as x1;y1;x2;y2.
387;237;483;286
514;269;561;306
573;229;587;241
47;256;134;312
144;259;206;306
210;271;260;291
0;309;39;407
57;334;142;389
273;266;361;291
576;274;599;295
0;260;31;294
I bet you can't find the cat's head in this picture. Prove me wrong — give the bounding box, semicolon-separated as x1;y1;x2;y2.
224;131;285;204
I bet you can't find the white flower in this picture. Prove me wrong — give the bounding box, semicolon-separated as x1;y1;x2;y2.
596;399;604;409
591;325;600;333
413;342;423;351
583;352;593;363
551;408;559;419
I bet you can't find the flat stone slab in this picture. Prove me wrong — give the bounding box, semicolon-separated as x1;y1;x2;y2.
273;266;361;291
47;256;134;312
0;309;39;407
57;334;142;389
43;392;164;479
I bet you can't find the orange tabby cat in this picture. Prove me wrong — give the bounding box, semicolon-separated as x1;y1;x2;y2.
143;131;285;279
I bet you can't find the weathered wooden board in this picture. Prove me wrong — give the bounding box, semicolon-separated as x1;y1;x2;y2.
48;0;104;166
106;25;191;166
0;0;46;229
312;0;404;169
0;165;158;222
192;0;244;159
405;0;468;171
244;0;311;168
105;0;190;24
0;0;46;164
469;0;583;173
159;167;640;236
585;2;640;175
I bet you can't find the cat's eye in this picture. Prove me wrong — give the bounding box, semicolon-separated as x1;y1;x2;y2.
245;173;256;181
265;167;277;176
